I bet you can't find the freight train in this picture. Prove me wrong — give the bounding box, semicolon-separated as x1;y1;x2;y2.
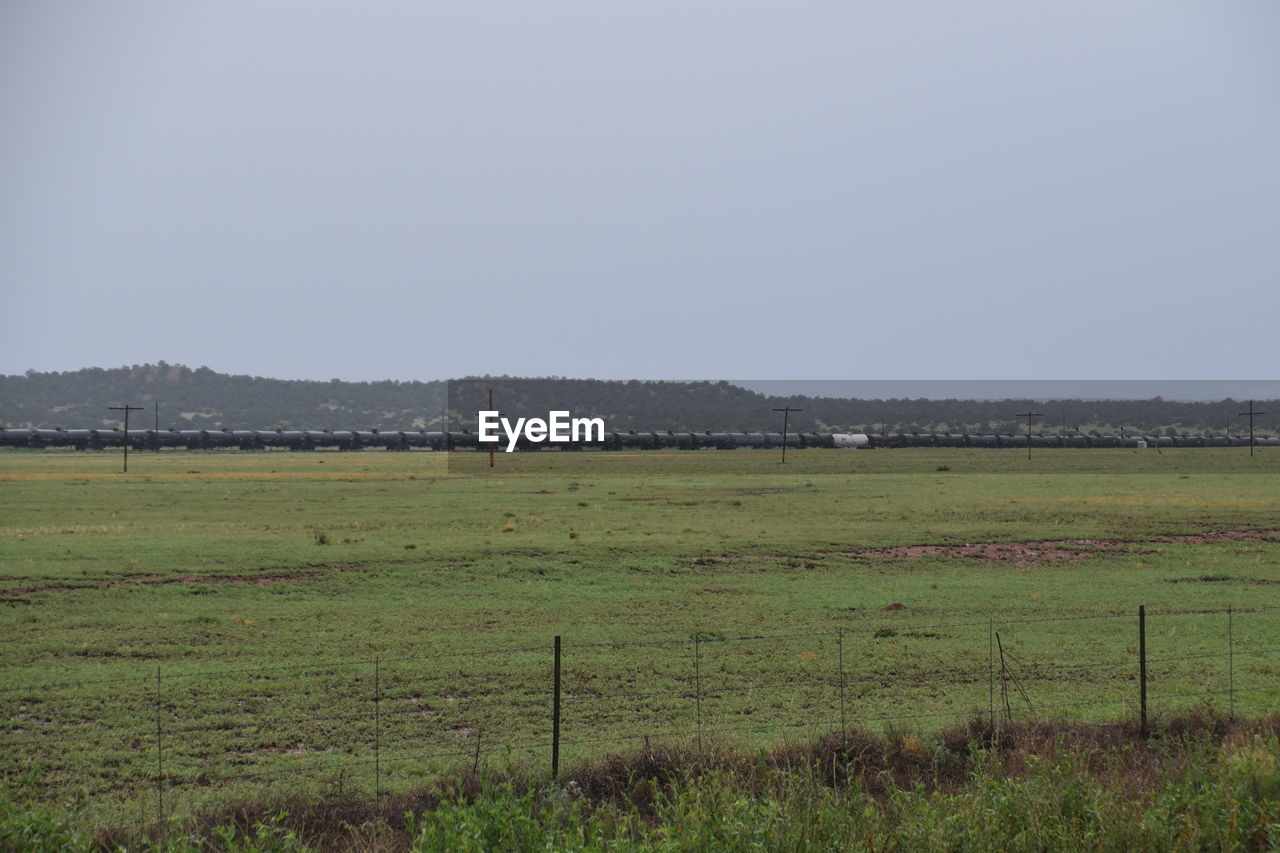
0;427;1275;451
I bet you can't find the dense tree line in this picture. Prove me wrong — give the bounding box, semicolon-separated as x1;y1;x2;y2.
0;364;446;430
2;365;1276;435
449;378;1276;435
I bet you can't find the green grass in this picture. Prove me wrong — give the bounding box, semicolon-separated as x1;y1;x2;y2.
1;448;1278;830
402;729;1280;853
9;716;1280;851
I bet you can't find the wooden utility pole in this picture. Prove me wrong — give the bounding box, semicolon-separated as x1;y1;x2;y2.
772;407;802;464
1014;411;1043;461
108;404;144;472
1238;400;1267;457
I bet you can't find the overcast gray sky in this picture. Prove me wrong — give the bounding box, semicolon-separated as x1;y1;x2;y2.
2;2;1277;383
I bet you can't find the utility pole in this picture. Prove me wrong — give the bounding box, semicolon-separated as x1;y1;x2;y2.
772;407;802;464
154;402;160;452
1238;401;1267;457
108;404;144;473
1014;410;1043;461
488;389;495;468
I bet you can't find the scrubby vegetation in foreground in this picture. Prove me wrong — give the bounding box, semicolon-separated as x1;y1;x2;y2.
7;713;1280;852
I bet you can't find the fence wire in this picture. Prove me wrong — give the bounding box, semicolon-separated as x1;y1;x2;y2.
1;606;1277;825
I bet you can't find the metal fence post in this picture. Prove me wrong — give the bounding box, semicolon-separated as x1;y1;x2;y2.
987;618;995;729
155;665;163;827
694;636;703;756
1139;605;1148;737
552;636;561;781
1228;606;1235;718
836;628;846;742
374;657;381;800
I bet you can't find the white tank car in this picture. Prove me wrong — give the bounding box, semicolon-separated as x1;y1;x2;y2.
831;433;870;448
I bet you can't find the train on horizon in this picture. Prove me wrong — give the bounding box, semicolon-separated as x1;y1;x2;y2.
1;427;1275;452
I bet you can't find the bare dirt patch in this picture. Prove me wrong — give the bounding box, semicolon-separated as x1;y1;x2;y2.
848;529;1280;566
4;568;319;599
693;552;787;565
176;573;309;586
1156;529;1280;545
854;539;1120;566
692;529;1280;569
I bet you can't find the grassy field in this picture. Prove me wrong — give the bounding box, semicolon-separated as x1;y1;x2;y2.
1;447;1278;834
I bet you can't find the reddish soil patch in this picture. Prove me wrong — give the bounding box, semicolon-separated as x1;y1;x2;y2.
690;529;1279;569
5;570;313;599
855;539;1116;566
1157;529;1280;545
693;552;788;565
177;573;307;586
848;529;1279;567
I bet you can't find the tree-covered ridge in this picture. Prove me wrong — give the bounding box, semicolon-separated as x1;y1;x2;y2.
0;364;446;430
450;378;1277;436
2;365;1276;435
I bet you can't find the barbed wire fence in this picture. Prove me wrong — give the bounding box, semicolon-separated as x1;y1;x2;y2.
2;605;1277;828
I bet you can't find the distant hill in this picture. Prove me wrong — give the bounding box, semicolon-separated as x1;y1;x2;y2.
1;365;1276;436
451;378;1277;436
0;364;446;431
